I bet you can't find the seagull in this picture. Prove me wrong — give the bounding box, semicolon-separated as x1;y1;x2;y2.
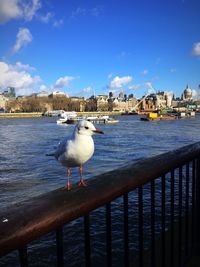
50;120;104;190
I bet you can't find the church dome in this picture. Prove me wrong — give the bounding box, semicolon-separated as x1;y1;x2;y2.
185;87;192;94
183;85;192;99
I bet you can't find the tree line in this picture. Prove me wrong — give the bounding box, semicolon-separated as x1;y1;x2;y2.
5;96;112;112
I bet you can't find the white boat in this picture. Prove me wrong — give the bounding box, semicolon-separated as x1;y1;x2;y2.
105;117;119;124
56;111;77;124
57;112;119;125
86;115;119;124
44;110;65;117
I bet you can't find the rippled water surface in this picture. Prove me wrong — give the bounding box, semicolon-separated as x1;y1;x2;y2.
1;115;200;266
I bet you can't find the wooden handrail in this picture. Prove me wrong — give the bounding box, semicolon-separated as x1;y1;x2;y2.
1;142;200;257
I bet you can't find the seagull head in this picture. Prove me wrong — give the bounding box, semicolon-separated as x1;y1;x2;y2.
75;120;104;136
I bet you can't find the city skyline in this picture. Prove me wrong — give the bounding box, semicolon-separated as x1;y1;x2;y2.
0;0;200;98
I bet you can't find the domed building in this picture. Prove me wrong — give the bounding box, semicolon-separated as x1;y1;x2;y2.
182;85;193;100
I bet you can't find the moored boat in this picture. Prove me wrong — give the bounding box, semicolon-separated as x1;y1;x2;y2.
140;112;177;121
57;113;119;125
56;111;77;124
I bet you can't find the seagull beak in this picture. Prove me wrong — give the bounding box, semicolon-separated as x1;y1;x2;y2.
93;129;104;134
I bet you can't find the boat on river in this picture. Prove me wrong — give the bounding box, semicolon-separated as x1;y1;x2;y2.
57;112;119;125
56;111;78;124
140;111;196;121
85;115;119;124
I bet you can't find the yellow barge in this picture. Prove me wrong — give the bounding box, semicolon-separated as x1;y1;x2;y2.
140;112;177;121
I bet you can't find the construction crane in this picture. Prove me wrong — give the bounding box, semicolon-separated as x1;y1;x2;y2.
131;91;150;113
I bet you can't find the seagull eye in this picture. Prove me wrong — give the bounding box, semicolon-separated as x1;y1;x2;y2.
85;126;89;130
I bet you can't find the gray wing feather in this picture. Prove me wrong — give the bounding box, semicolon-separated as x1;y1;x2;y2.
54;137;69;160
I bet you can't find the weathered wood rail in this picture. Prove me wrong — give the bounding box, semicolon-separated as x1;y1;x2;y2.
1;142;200;266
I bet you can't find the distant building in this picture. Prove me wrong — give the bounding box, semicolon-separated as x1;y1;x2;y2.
139;91;172;111
70;96;85;101
96;95;108;111
37;91;49;97
0;93;9;110
49;91;67;98
98;92;138;112
182;85;193;100
118;91;124;100
2;87;16;98
109;91;114;99
128;93;134;99
111;95;137;112
140;95;157;111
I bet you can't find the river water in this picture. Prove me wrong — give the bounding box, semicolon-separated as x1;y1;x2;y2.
0;114;200;266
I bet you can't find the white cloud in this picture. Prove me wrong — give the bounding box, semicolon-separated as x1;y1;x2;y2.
83;87;92;93
71;6;102;19
53;19;64;27
71;7;86;19
192;89;200;98
22;0;41;21
192;42;200;57
0;61;41;95
0;0;41;24
37;12;64;27
38;12;54;23
141;69;148;75
12;28;33;54
12;62;36;71
39;84;48;91
54;76;75;89
0;0;22;24
129;84;141;90
129;82;156;94
107;73;113;79
109;76;133;89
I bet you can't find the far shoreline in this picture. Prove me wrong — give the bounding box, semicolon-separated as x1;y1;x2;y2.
0;111;122;118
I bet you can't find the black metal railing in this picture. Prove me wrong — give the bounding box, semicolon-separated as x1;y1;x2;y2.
1;142;200;267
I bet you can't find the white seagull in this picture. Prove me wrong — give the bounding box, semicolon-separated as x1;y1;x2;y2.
51;120;104;190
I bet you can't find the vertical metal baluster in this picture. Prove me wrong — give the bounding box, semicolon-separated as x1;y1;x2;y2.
106;203;112;267
84;214;91;267
170;170;175;267
138;186;143;267
185;162;190;257
18;246;28;267
123;193;129;267
194;158;200;255
151;180;155;267
161;175;166;267
56;227;64;267
178;166;183;266
192;159;196;249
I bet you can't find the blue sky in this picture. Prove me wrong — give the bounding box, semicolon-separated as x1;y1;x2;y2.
0;0;200;98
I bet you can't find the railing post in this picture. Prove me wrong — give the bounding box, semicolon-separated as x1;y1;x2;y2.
151;180;155;267
138;187;143;267
18;246;28;267
161;175;166;267
178;166;183;266
123;193;129;267
56;227;64;267
106;203;112;267
194;157;200;254
84;214;91;267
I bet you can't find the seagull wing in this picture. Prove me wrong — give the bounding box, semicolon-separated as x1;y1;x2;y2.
54;137;69;160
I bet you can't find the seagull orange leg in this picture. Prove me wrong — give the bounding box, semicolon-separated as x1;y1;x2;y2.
78;164;87;187
66;167;71;190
